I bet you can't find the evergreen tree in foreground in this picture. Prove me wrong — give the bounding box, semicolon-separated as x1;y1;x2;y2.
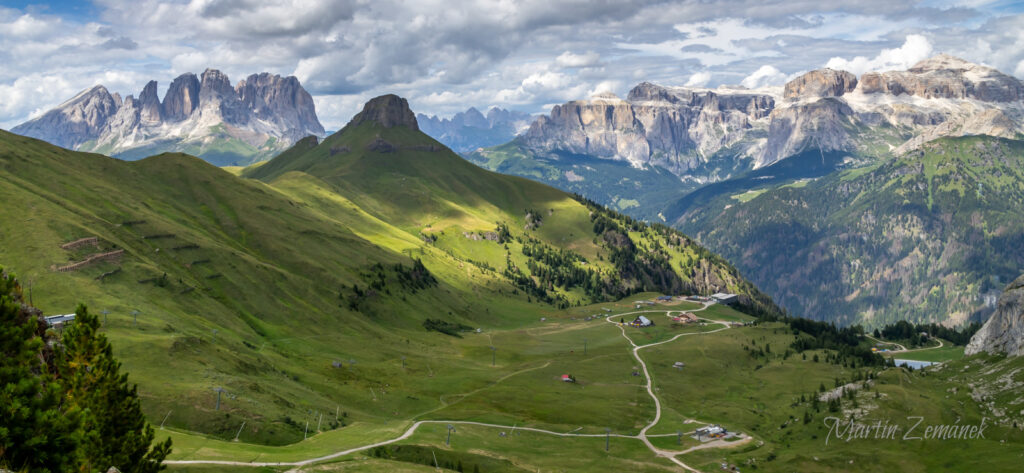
0;269;81;472
61;305;172;472
0;268;171;472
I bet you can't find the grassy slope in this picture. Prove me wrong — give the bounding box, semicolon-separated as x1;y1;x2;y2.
0;122;768;450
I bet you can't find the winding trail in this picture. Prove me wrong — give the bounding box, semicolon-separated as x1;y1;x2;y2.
865;334;946;354
166;301;749;471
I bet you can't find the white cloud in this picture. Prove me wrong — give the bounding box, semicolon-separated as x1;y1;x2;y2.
1;2;1023;130
555;51;601;68
685;71;712;87
740;65;787;88
825;34;934;75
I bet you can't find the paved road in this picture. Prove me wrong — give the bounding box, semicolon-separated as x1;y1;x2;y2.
166;301;749;471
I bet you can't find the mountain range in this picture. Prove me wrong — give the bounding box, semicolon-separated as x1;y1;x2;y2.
417;106;534;153
11;69;325;166
469;55;1024;215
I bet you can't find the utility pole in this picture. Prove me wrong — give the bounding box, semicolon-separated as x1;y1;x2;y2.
677;430;682;445
605;428;611;451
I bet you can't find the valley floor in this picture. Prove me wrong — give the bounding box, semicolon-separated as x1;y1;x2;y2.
164;301;752;471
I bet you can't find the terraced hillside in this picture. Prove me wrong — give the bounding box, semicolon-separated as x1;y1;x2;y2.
0;95;775;447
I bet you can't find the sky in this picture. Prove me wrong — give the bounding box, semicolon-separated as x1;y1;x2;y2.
1;0;1023;130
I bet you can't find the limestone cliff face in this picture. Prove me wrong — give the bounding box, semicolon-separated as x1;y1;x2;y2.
12;69;325;166
522;86;774;173
966;275;1024;357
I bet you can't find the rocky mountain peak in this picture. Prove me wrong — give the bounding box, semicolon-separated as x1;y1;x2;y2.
235;72;325;139
138;80;162;125
10;84;120;149
199;68;239;104
162;73;200;122
783;68;857;99
348;94;418;130
966;274;1024;357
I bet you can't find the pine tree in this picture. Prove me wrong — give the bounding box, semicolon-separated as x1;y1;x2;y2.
0;268;81;472
60;304;171;473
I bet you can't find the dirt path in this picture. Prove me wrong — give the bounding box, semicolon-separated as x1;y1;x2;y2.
165;301;747;471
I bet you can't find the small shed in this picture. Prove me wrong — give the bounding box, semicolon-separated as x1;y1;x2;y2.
630;315;653;327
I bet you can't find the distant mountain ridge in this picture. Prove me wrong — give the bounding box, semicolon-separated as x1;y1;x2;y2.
468;54;1024;221
417;106;533;153
519;55;1024;175
12;69;325;166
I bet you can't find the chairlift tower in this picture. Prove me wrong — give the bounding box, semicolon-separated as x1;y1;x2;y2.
213;387;226;410
446;424;456;446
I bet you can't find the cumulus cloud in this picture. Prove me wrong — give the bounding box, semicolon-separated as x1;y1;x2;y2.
685;71;712;87
825;34;934;75
1;2;1022;130
555;51;602;68
740;65;787;88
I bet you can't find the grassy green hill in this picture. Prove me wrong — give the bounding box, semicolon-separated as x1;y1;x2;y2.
0;95;776;450
4;105;1023;471
676;136;1024;327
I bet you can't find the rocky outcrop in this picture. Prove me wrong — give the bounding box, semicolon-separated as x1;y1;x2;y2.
11;85;120;149
348;94;418;130
12;69;325;166
784;69;857;99
966;274;1024;357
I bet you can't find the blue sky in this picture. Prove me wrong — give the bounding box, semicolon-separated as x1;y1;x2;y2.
1;0;1023;129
